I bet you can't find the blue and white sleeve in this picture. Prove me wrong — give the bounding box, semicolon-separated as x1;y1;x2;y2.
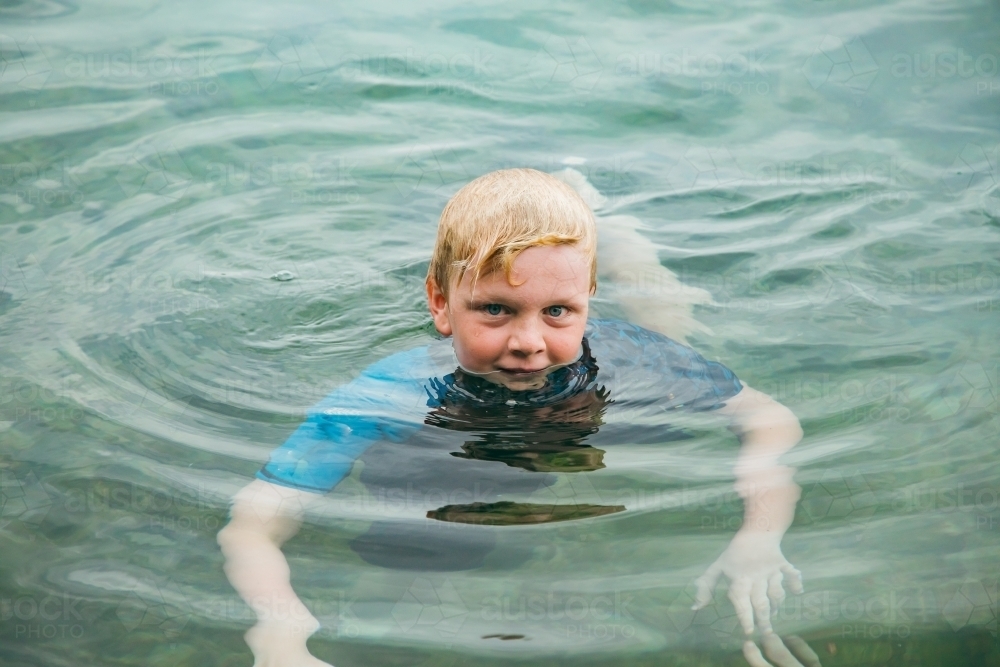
256;347;434;494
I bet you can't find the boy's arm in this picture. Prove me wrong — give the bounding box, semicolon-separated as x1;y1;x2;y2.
695;386;819;667
217;480;334;667
217;350;433;666
716;385;803;536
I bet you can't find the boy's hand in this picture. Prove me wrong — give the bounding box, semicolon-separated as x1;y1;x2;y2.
692;531;819;667
245;618;334;667
692;531;801;635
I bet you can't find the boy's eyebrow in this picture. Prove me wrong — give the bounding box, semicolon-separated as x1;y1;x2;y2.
466;297;508;308
465;294;584;309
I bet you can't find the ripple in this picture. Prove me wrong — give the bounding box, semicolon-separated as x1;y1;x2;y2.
1;2;998;663
0;100;163;143
0;0;76;19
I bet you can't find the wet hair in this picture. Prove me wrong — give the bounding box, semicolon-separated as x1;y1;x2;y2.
427;168;597;298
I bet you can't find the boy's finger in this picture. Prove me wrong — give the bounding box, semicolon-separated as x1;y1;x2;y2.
728;578;756;636
691;566;722;610
767;572;786;612
761;633;806;667
783;635;822;667
750;580;773;635
781;564;804;595
743;639;776;667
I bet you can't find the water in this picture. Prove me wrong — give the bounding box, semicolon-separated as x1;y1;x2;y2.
1;0;998;664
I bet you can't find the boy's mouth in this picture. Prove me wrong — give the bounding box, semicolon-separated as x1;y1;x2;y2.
456;365;552;390
494;367;552;390
499;367;547;375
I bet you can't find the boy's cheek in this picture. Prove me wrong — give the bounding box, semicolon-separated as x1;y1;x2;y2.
551;323;588;357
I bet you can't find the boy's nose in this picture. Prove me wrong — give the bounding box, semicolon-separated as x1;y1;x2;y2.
507;319;546;358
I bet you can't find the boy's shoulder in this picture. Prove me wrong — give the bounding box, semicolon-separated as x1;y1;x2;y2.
585;317;678;344
583;318;708;364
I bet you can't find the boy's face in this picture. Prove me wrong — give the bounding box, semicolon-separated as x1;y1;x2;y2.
426;245;592;390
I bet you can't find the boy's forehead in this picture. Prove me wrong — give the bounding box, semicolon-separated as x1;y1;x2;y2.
460;245;589;284
463;281;587;302
455;266;591;304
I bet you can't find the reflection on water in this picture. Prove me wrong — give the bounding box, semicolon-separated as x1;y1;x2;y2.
1;0;998;665
450;441;609;473
428;352;613;473
427;501;626;526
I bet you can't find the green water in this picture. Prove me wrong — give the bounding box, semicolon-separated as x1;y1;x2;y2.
1;0;998;665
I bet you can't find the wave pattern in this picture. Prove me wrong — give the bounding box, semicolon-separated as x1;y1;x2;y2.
0;1;998;664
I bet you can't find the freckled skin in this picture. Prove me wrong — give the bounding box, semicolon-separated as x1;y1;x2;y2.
426;245;594;390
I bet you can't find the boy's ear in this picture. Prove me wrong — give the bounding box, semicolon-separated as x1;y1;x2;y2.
425;278;453;336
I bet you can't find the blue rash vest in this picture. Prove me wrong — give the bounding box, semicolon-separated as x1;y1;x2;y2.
257;318;742;495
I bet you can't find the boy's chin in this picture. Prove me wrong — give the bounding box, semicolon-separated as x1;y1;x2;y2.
489;371;550;391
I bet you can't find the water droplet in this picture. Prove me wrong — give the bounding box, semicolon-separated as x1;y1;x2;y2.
271;270;295;282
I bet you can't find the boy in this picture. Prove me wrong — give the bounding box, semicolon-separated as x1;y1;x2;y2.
218;169;818;667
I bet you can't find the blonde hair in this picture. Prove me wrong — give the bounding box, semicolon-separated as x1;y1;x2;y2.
428;168;597;297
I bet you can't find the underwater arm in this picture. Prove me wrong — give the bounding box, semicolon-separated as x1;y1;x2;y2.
217;351;431;666
217;480;334;667
717;385;803;541
694;387;820;667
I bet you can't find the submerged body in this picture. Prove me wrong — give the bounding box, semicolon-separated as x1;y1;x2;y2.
255;318;743;570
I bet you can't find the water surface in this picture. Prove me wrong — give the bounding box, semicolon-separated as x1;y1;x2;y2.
1;0;998;665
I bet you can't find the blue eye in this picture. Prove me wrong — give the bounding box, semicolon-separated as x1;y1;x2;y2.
546;306;565;317
484;304;503;316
